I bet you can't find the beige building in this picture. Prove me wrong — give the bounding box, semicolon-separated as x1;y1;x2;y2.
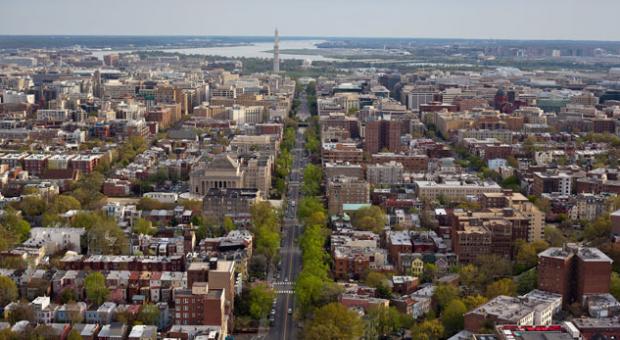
366;161;404;185
191;153;272;199
202;188;261;222
327;176;370;215
241;155;272;199
190;154;244;196
230;135;279;158
414;180;502;201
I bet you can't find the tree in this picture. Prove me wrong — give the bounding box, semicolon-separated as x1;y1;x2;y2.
302;164;322;196
137;303;160;325
49;195;81;214
411;319;444;340
365;305;403;338
433;284;459;313
133;218;156;236
298;197;325;223
248;254;268;280
248;284;276;320
255;226;280;260
459;264;482;290
1;207;31;242
223;216;236;233
533;197;551;214
67;329;83;340
0;329;17;340
611;272;620;301
305;211;327;228
42;212;65;227
365;271;389;289
486;278;517;299
441;299;467;336
69;172;106;209
544;226;567;247
0;224;18;252
475;254;512;283
250;202;281;262
500;176;521;192
515;240;549;273
517;269;538;295
7;302;35;324
422;263;438;283
350;206;386;233
16;195;47;218
584;215;612;241
72;211;130;255
85;272;109;306
0;275;18;306
462;295;488;310
60;288;78;304
304;303;364;340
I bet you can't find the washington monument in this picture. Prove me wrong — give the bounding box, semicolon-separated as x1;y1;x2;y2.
273;28;280;73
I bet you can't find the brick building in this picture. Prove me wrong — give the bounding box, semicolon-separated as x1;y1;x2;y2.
365;120;401;155
326;176;370;215
538;245;613;306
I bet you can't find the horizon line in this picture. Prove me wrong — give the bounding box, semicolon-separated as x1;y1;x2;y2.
1;34;620;44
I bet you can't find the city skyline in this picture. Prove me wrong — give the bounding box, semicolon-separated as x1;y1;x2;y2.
2;0;620;41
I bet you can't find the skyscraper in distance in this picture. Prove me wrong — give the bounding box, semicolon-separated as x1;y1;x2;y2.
273;28;280;73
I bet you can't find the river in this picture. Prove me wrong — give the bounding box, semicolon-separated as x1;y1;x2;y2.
90;40;334;61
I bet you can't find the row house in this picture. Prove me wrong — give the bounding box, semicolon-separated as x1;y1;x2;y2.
59;254;186;272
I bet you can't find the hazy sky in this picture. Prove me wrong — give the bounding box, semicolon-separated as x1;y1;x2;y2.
2;0;619;41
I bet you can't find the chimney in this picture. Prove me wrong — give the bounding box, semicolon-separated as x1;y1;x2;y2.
209;257;218;270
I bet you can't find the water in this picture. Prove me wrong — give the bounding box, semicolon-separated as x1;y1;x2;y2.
90;40;334;61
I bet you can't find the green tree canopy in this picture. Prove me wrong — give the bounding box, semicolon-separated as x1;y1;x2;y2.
302;164;323;196
0;275;18;306
411;319;444;340
73;212;128;255
433;284;459;313
133;218;156;236
49;195;81;214
515;240;549;273
67;329;83;340
486;278;517;299
251;202;281;262
1;207;31;242
441;299;467;336
517;269;538;295
475;254;513;284
610;272;620;301
544;226;568;247
7;302;34;324
462;294;488;310
137;303;160;325
85;272;109;306
248;283;276;320
365;305;404;338
304;303;364;340
298;197;325;223
350;206;386;233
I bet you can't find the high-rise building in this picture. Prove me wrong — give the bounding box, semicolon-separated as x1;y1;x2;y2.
273;28;280;73
326;176;370;215
538;245;613;306
365;120;401;155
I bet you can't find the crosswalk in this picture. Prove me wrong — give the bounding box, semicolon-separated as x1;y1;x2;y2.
272;281;295;294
